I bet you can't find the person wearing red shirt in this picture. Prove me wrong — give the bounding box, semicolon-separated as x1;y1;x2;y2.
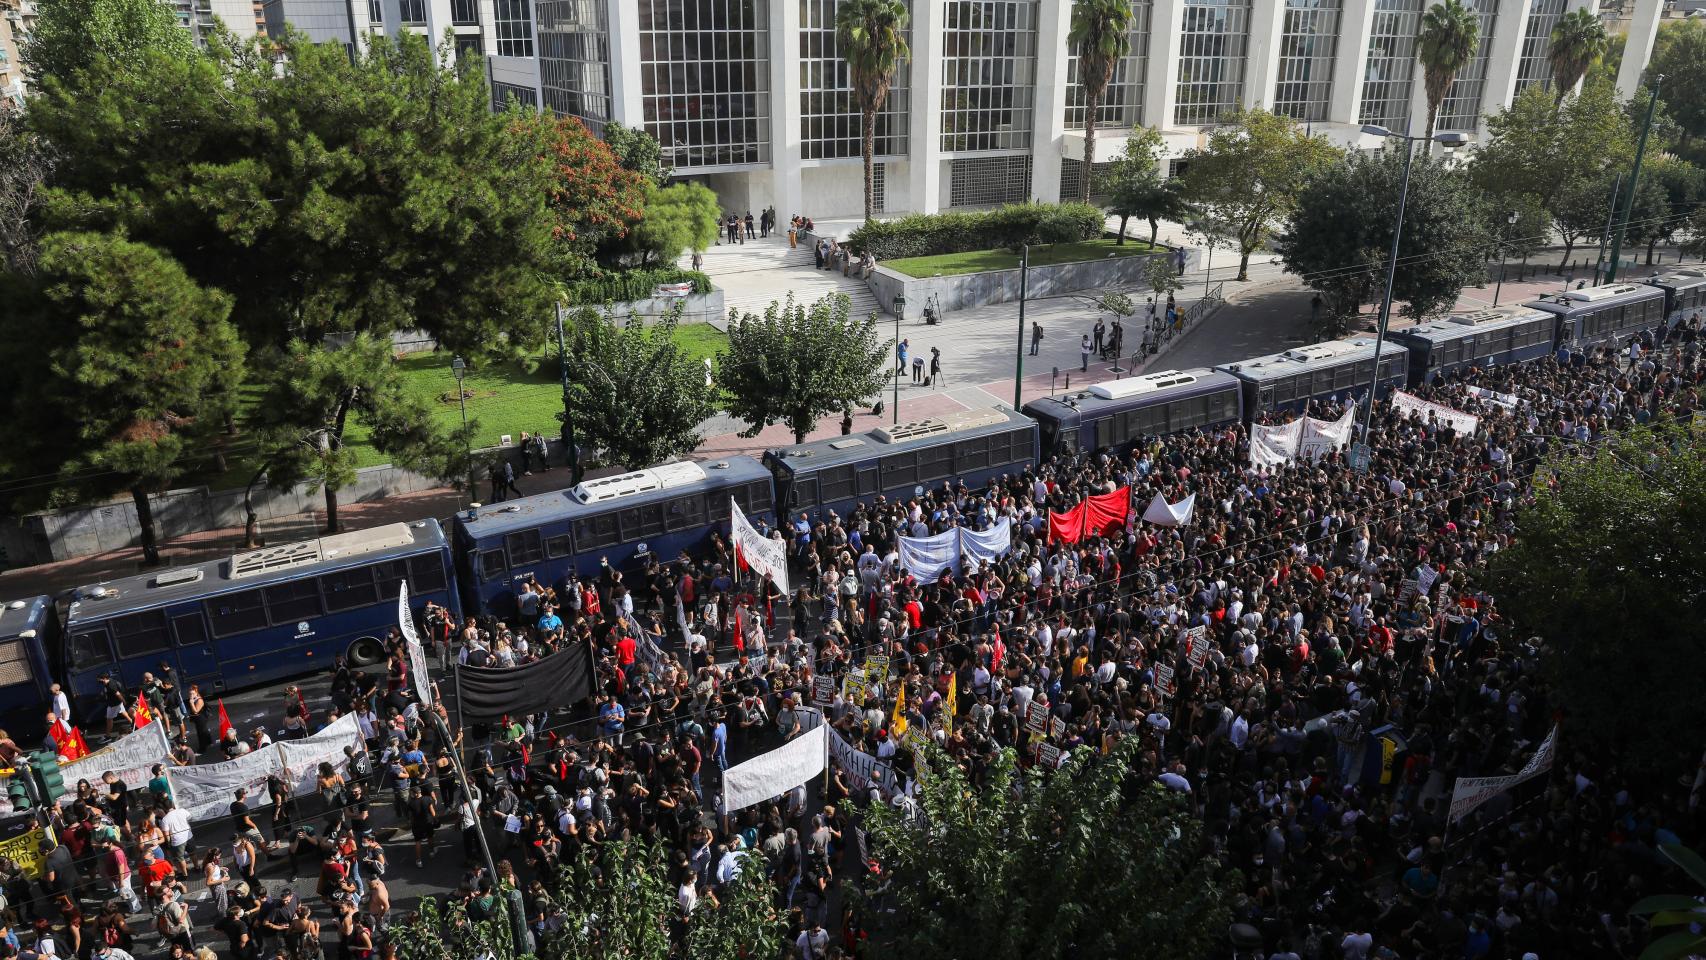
615;633;637;669
904;597;923;632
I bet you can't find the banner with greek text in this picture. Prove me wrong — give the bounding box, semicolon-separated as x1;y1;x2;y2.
1250;419;1304;469
1448;725;1558;823
1299;406;1358;461
171;748;281;823
731;498;790;593
1393;390;1480;434
276;713;366;798
57;721;171;806
399;583;433;707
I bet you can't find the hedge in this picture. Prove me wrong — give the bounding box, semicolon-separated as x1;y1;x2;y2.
561;268;713;305
845;202;1106;261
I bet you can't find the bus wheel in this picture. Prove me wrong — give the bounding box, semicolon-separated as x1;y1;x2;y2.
347;636;385;666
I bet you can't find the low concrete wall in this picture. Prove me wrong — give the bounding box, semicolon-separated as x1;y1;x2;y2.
866;244;1196;315
603;289;727;326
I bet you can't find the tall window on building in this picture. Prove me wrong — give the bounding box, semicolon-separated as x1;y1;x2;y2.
492;0;534;56
940;0;1039;152
639;0;771;168
1514;0;1565;95
397;0;426;25
368;0;381;25
1272;0;1339;123
1436;0;1496;131
1065;0;1150;129
537;0;612;131
799;0;910;161
1359;0;1422;130
1174;0;1250;127
450;0;478;26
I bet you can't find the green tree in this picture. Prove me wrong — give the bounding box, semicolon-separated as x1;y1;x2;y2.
681;860;789;960
1179;107;1341;281
558;308;717;469
621;182;721;267
0;231;245;565
836;0;911;223
1485;422;1706;771
1645;20;1706;148
1068;0;1135;202
29;31;561;516
1684;206;1706;260
1104;127;1187;246
602;120;670;186
854;739;1233;960
1279;149;1488;333
22;0;195;94
1548;8;1608;108
1619;172;1674;267
1471;82;1635;208
719;293;891;444
0;108;51;275
1144;255;1183;301
1642;156;1705;263
245;336;477;532
1629;844;1706;960
1416;0;1481;142
1551;173;1618;275
389;891;516;960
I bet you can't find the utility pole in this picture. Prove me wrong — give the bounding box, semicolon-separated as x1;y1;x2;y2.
555;302;583;485
892;310;901;424
1013;243;1029;409
451;356;474;500
1593;174;1623;286
1607;76;1662;284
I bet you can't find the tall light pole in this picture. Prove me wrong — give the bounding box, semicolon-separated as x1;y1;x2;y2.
451;355;475;499
1493;210;1519;307
893;309;901;424
555;302;583;485
1355;123;1471;451
1607;75;1662;283
1012;243;1030;410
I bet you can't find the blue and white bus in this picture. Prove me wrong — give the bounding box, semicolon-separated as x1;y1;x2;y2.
763;406;1038;522
1527;282;1667;352
1386;307;1557;384
1023;369;1244;456
1644;267;1706;325
0;597;59;737
60;520;459;718
1217;338;1407;416
451;458;777;618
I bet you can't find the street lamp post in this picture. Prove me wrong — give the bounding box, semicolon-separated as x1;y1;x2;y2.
893;309;901;424
1012;244;1030;410
554;302;583;485
1355;123;1471;453
451;355;475;499
1493;210;1519;307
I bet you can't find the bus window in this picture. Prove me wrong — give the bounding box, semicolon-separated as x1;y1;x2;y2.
264;580;324;625
665;494;705;531
408;554;448;592
817;467;855;502
208;590;268;638
111;610;172;658
373;559;410;600
172;614;209;649
0;639;32;686
788;477;818;509
505;530;544;567
479;549;508;580
321;567;379;612
747;480;774;512
918;445;953;482
544;534;573;558
69;628;113;671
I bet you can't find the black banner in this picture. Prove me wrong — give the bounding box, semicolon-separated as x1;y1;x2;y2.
457;643;595;722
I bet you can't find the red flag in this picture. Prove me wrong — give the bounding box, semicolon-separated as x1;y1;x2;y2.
70;728;90;761
216;699;235;743
48;716;87;761
134;693;153;728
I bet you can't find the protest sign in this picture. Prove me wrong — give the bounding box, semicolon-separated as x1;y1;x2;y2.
1154;663;1176;700
0;815;49;878
731;498;790;593
58;721;171;807
277;714;365;798
1393;390;1479;434
723;725;826;812
398;583;433;707
812;674;835;707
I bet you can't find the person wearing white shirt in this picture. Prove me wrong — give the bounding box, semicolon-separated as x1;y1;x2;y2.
1230;714;1249;751
50;685;71;725
796;923;829;960
677;879;698;917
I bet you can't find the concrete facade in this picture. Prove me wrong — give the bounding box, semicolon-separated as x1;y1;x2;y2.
518;0;1662;220
866;249;1182;316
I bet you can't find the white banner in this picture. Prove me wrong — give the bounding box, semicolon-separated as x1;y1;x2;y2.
721;724;826;812
1393;390;1480;434
1448;726;1558;823
1467;386;1519;410
276;714;365;799
1299;406;1358;461
57;722;171;807
1141;493;1196;527
731;497;790;594
896;519;1013;579
398;583;433;707
171;748;281;823
1250;419;1304;469
826;725;901;797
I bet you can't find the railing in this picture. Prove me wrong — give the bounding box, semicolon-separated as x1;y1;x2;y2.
1137;281;1226;359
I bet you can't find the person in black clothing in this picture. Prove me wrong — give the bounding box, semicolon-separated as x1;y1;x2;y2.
98;673;131;737
1030;322;1043;356
408;786;437;868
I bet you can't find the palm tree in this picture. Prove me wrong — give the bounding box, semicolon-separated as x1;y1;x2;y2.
1068;0;1136;203
1416;0;1481;143
836;0;911;224
1548;8;1607;108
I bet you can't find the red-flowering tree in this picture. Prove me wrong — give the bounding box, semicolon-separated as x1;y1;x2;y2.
522;114;649;276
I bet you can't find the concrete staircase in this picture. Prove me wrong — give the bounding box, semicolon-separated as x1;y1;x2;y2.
684;235;885;328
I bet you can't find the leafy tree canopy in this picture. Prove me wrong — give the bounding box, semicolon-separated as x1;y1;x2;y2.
520;112;648;277
557;308;718;470
601;120;671;186
1470;80;1635;209
854;738;1234;960
616;182;722;268
1179;107;1341;281
1485;421;1706;771
23;0;196;94
1646;20;1706;147
1278;149;1488;332
718;293;891;444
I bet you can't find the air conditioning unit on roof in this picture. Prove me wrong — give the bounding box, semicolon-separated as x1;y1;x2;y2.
1089;370;1199;399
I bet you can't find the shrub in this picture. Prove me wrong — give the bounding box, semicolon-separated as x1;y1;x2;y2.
561;268;712;305
846;202;1106;260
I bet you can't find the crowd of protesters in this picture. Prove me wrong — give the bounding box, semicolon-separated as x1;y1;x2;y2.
1;315;1703;960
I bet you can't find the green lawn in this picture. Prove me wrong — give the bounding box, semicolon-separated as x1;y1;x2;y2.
188;324;730;491
884;238;1161;278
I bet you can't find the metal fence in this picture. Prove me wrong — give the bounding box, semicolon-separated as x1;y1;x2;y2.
1139;281;1226;357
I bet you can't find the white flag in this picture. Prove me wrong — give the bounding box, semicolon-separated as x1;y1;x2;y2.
722;724;826;812
398;582;433;707
731;497;790;593
1142;493;1196;527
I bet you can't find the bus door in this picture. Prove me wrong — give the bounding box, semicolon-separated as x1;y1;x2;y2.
170;613;221;691
63;621;116;719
